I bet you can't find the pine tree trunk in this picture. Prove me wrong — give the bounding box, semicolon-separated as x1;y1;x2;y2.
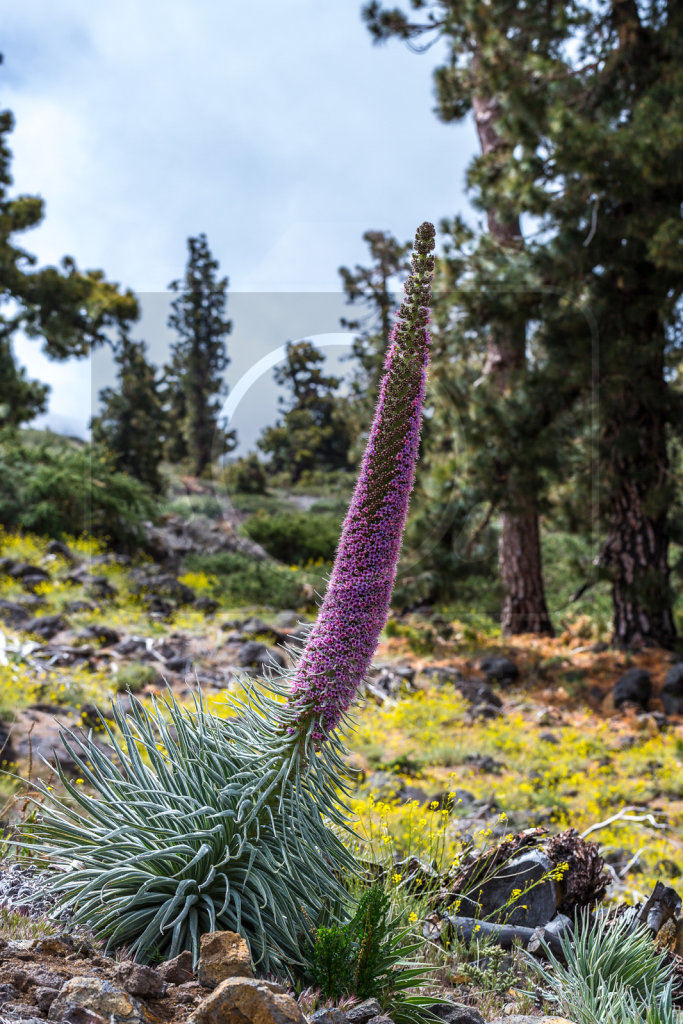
599;390;676;649
472;79;554;636
602;479;675;648
499;505;554;636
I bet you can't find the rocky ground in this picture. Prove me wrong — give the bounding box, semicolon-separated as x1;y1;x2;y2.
0;862;587;1023
0;530;682;1021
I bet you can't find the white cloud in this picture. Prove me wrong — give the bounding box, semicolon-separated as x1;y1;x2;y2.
3;0;476;435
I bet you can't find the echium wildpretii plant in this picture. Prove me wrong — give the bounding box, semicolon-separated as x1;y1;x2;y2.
288;222;434;741
13;222;436;975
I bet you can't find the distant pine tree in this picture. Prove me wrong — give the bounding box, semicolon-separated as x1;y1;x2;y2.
91;332;166;493
339;230;412;395
0;55;137;430
164;234;235;476
338;230;412;465
0;337;48;428
258;340;353;482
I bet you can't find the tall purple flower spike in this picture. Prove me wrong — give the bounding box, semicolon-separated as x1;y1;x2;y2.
288;222;435;739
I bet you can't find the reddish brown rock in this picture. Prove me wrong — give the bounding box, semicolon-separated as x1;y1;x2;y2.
113;961;166;998
188;977;303;1024
197;931;252;989
157;950;195;985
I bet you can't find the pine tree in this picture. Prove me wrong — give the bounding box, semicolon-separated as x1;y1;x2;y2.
165;234;235;476
362;1;566;635
91;332;166;493
338;231;412;464
339;230;412;395
518;0;683;647
0;337;48;428
0;60;138;429
257;340;353;482
362;1;682;647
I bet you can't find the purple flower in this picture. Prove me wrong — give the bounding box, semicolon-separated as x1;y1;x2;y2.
288;222;435;738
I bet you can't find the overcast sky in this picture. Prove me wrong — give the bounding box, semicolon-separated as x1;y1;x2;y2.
3;1;477;451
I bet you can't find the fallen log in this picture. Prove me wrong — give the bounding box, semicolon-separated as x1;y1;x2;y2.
424;913;572;961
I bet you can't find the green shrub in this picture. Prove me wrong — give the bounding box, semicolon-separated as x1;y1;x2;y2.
0;432;156;550
305;884;437;1024
241;509;341;565
223;454;268;495
225;492;291;515
383;620;437;656
183;551;306;608
114;663;160;694
309;496;351;518
165;494;225;520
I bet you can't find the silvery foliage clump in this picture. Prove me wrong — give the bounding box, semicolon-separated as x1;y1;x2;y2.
530;908;682;1024
16;685;354;972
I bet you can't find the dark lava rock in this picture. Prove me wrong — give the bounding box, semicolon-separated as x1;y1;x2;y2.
35;985;60;1014
77;625;120;648
113;961;166;998
468;704;501;721
478;656;519;685
463;753;504;775
192;596;219;615
237;641;286;672
345;999;383;1024
461;848;558;928
0;983;20;1005
273;610;300;630
24;615;67;640
8;564;49;582
309;1010;347;1024
115;637;149;657
165;656;193;674
662;664;683;715
613;667;651;710
366;664;415;700
454;678;502;710
131;573;195;607
156;951;194;985
0;601;30;629
64;600;95;614
419;665;465;686
240;617;270;635
0;863;65;920
424;1004;484;1024
365;771;406;801
45;540;75;559
147;597;174;618
85;575;117;600
1;1000;49;1019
